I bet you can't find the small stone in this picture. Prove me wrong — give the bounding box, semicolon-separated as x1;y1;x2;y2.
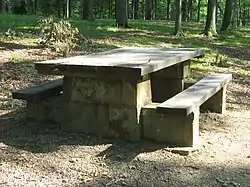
101;172;108;177
229;181;240;187
120;174;127;179
215;177;225;184
163;179;168;182
116;154;123;159
69;158;76;163
222;183;228;187
153;165;159;170
121;181;127;186
129;165;136;170
62;179;67;183
247;155;250;158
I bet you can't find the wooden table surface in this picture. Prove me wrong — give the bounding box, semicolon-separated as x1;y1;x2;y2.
35;47;204;78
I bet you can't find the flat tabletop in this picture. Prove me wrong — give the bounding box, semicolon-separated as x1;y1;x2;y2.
35;47;204;78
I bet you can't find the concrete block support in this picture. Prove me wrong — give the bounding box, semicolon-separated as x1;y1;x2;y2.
201;85;228;114
60;76;152;141
26;95;63;122
150;61;190;102
142;103;200;147
151;78;184;102
26;101;49;122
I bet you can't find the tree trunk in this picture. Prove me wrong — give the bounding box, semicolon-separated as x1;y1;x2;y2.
203;0;217;36
231;0;237;27
188;0;193;21
115;0;129;27
57;0;62;17
182;0;187;21
197;0;201;22
132;0;139;19
242;0;246;26
108;0;112;19
221;0;233;31
12;0;28;15
69;0;72;17
34;0;37;14
153;0;156;19
237;0;241;26
82;0;94;20
173;0;183;36
0;0;6;13
127;0;130;19
145;0;153;20
166;0;171;20
64;0;70;19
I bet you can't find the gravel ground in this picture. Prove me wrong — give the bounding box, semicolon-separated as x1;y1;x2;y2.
1;76;250;187
0;109;250;187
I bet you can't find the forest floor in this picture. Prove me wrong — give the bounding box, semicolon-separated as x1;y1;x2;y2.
0;15;250;187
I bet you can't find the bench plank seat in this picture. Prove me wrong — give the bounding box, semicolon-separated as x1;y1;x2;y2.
12;78;63;102
157;74;232;116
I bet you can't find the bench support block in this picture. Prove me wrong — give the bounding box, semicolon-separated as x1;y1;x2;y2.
142;103;200;147
26;102;49;121
201;85;227;114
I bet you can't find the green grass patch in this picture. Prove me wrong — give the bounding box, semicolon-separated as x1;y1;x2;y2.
0;14;250;76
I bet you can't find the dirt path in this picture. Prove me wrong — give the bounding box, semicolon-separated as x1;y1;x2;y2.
0;40;250;187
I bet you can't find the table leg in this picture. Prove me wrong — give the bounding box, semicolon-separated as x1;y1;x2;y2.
150;60;190;102
58;76;151;141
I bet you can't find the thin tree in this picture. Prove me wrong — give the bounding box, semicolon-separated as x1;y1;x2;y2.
0;0;6;13
202;0;217;36
115;0;129;27
182;0;187;21
221;0;233;31
82;0;94;20
197;0;201;22
145;0;154;20
65;0;70;19
173;0;184;36
166;0;171;20
132;0;139;19
188;0;193;21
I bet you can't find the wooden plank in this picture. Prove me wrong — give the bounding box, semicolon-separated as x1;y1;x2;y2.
12;78;63;102
156;74;232;116
34;47;204;76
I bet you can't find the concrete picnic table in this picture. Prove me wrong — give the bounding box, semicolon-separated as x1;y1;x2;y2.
34;47;204;141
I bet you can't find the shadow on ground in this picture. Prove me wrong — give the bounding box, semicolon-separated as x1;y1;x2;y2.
0;41;42;50
0;109;164;162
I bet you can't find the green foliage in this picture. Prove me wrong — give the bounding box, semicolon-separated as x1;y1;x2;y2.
37;16;79;57
11;54;22;62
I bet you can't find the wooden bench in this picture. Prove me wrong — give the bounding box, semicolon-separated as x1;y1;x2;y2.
142;74;232;147
12;78;63;121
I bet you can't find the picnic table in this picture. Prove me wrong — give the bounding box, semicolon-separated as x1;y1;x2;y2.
34;47;204;141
